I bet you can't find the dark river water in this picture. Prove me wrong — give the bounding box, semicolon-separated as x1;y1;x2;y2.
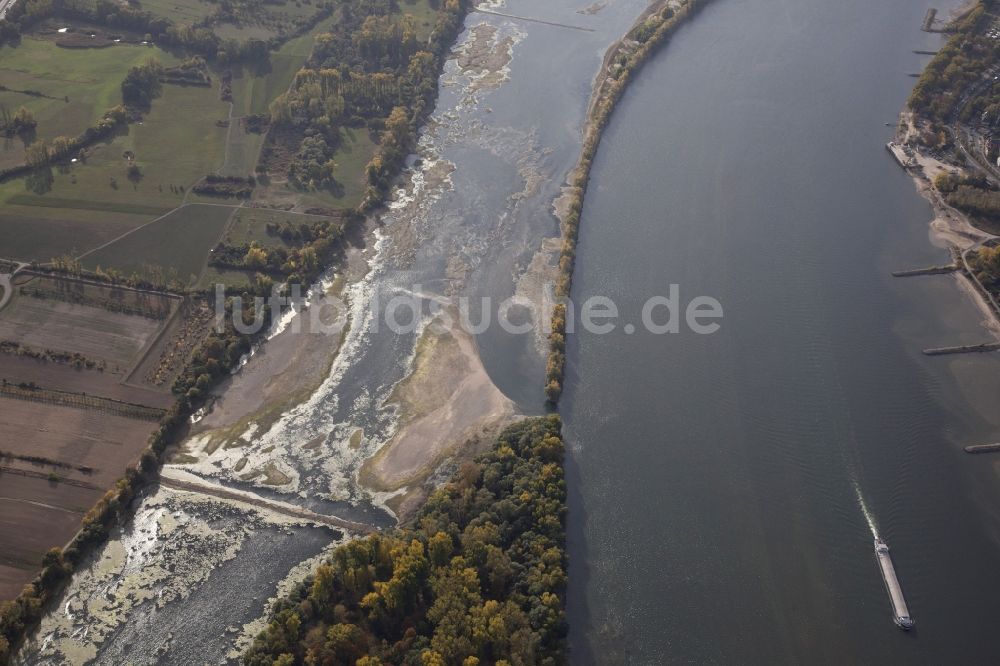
562;0;1000;663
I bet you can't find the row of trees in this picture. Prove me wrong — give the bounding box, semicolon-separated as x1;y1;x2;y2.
209;216;345;282
244;415;568;666
19;105;128;170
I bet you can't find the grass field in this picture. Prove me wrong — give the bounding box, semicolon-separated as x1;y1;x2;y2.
221;19;331;176
259;126;378;212
214;22;278;42
226;22;326;130
4;195;169;215
132;0;216;25
0;78;229;213
82;204;236;284
0;37;182;170
401;0;439;41
321;126;379;209
215;0;328;42
220;128;267;177
197;265;255;290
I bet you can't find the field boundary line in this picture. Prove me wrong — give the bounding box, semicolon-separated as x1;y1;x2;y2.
0;496;86;514
75;203;190;262
0;467;100;490
19;269;184;300
0;383;166;420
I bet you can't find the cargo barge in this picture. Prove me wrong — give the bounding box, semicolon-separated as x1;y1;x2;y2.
874;538;914;630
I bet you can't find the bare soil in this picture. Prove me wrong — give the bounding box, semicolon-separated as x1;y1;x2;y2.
0;397;157;486
0;474;96;600
0;355;173;408
0;291;165;373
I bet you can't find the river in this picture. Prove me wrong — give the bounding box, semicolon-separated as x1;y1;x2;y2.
563;0;1000;663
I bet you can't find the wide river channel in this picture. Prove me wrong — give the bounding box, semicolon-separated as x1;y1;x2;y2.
563;0;1000;663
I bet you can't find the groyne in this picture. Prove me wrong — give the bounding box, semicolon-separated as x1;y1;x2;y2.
922;342;1000;355
922;8;938;32
964;442;1000;454
891;264;958;277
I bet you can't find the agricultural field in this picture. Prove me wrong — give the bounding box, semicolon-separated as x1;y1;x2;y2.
0;37;183;171
0;271;184;597
0;353;174;407
81;204;236;284
0;204;155;262
0;399;160;599
0;277;172;372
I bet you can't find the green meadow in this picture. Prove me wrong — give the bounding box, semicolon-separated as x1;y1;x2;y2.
0;37;182;169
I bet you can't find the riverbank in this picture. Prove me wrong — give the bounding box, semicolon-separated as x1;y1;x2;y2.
894;104;1000;337
546;0;711;403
